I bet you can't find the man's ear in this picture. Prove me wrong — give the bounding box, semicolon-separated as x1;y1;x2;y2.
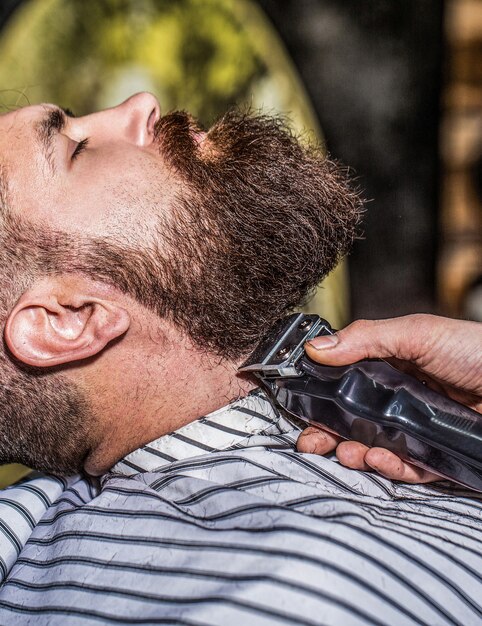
4;276;131;367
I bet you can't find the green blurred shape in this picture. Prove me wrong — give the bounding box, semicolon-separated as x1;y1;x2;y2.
0;0;265;122
0;464;31;489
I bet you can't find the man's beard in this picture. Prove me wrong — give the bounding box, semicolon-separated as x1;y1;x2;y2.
147;108;364;356
0;108;363;474
0;350;92;474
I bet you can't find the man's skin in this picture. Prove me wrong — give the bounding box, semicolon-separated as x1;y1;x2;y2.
0;92;255;475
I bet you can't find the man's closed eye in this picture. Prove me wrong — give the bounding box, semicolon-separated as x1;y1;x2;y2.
71;138;89;161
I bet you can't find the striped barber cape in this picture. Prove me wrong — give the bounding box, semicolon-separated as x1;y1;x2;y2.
0;389;481;625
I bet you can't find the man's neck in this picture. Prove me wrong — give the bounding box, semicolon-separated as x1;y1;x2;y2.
80;321;257;475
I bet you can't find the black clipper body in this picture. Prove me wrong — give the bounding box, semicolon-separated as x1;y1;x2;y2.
239;313;482;492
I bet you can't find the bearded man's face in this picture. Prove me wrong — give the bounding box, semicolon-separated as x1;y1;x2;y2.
0;92;363;474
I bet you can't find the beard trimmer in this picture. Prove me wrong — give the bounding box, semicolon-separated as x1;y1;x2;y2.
239;313;482;492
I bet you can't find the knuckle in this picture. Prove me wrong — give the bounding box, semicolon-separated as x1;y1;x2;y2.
347;319;371;334
401;314;438;360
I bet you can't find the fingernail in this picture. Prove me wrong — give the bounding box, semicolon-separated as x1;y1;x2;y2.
308;334;339;350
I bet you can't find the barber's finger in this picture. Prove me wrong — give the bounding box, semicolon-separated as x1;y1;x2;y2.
364;447;440;484
305;315;433;366
296;426;342;455
335;441;371;471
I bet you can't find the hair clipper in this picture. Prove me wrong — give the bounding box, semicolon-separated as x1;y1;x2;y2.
239;313;482;492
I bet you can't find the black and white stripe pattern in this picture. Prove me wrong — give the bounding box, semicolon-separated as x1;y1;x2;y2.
0;389;481;625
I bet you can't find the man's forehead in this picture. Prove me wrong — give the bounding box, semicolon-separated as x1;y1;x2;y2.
1;103;58;116
0;103;64;132
0;104;66;198
0;104;51;154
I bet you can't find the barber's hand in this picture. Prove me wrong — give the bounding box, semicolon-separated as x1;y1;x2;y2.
296;314;482;484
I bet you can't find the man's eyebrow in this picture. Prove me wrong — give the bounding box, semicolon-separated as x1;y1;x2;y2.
35;106;75;173
0;162;10;216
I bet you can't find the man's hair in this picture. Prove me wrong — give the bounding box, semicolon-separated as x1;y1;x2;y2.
0;108;363;472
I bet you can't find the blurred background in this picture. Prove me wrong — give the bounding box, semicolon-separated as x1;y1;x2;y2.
0;0;481;483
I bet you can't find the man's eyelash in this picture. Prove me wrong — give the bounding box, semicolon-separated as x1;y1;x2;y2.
71;138;89;160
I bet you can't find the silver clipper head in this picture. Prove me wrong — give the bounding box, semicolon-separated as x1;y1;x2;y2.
239;313;332;378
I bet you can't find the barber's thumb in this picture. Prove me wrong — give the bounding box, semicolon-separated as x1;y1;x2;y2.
305;331;357;365
305;318;405;366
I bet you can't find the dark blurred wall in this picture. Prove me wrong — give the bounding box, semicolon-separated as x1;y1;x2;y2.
259;0;444;319
0;0;23;27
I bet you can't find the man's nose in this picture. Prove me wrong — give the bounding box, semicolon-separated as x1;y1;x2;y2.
115;92;160;146
81;92;161;147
